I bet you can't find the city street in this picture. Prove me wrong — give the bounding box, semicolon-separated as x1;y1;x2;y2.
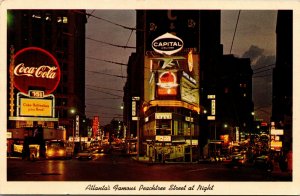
7;152;291;181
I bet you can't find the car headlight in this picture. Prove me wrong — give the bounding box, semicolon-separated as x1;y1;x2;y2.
59;149;65;155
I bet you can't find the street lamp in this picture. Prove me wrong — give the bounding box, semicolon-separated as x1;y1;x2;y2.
70;109;76;154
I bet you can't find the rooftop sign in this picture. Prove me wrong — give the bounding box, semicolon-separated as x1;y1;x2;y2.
152;33;183;55
13;47;61;95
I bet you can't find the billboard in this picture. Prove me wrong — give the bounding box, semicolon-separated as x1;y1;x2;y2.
20;98;52;117
13;47;61;95
157;71;179;96
180;77;199;105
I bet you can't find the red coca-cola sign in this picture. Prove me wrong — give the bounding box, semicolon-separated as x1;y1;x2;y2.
13;47;61;95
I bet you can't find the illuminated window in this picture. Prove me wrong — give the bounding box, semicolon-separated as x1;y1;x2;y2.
240;83;247;88
32;14;41;19
156;120;171;135
63;16;68;23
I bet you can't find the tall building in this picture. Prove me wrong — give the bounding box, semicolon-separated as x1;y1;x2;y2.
272;10;293;148
124;10;222;162
7;10;87;156
217;55;254;141
124;10;254;161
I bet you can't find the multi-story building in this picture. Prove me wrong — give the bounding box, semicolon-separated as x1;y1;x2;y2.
7;10;86;157
217;55;254;142
124;10;255;161
124;10;224;162
272;10;293;149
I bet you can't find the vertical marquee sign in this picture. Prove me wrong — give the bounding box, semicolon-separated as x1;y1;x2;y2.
10;47;61;119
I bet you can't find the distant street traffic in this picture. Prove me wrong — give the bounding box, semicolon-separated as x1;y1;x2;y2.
7;151;291;181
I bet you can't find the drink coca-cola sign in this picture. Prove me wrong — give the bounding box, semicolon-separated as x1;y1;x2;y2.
13;47;61;95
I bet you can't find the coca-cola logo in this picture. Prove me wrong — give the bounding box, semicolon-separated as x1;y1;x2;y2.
13;47;61;95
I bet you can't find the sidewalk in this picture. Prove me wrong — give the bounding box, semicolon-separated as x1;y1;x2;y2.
271;161;292;181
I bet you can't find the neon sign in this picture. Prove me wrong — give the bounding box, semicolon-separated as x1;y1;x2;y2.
157;71;178;95
152;33;183;55
13;47;61;95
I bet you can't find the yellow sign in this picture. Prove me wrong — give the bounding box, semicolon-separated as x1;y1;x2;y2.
20;98;52;117
271;141;282;148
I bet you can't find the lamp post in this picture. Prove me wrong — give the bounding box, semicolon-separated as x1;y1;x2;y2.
70;109;76;155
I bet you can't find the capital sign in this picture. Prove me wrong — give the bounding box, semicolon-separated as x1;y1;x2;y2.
152;33;183;55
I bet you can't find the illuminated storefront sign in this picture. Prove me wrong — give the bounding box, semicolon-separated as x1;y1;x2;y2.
185;139;198;145
271;129;284;135
211;100;216;115
155;135;172;142
187;49;194;72
207;116;216;120
157;71;178;95
13;47;61;95
148;100;200;114
75;115;79;137
182;71;196;85
152;33;183;55
92;116;99;137
180;77;199;105
132;101;137;116
20;98;52;117
155;113;172;119
271;141;282;148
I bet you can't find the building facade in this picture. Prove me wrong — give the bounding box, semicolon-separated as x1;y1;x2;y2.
272;10;293;149
124;10;254;162
7;10;86;157
124;10;222;162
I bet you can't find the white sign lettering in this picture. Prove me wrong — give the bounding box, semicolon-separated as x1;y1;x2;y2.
14;63;58;79
152;33;184;55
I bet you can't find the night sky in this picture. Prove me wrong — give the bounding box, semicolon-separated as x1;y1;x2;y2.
85;10;277;125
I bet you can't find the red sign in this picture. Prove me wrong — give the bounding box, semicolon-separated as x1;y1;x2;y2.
261;122;268;126
13;47;61;95
92;116;99;137
157;71;178;95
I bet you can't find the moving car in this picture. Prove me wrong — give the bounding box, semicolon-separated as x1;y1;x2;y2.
253;155;271;169
45;140;73;159
230;154;246;166
76;150;93;160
